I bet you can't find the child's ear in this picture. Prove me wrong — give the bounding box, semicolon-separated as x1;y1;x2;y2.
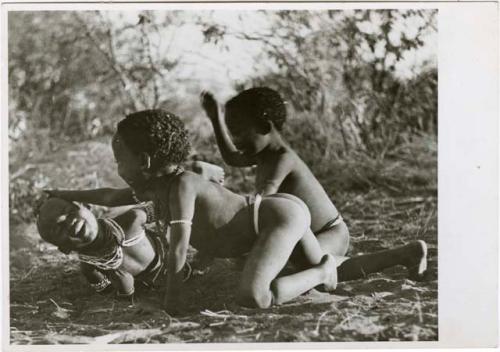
257;120;272;134
140;153;152;171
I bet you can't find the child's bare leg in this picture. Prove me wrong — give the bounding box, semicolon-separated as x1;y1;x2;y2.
237;199;336;308
337;240;428;281
297;228;324;266
289;222;349;270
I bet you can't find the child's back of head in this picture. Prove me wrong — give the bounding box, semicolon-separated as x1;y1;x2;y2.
225;87;287;131
116;109;191;174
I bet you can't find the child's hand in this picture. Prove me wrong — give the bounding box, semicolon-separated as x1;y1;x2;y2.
200;91;219;121
191;251;214;277
191;161;225;185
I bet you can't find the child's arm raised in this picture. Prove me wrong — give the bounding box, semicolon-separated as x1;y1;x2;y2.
257;153;294;196
45;188;136;207
201;91;256;167
163;175;196;314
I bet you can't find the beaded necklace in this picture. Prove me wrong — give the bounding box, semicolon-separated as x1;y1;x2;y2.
78;218;145;271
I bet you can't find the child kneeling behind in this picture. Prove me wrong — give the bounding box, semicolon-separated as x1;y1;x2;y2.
201;88;430;280
36;198;180;299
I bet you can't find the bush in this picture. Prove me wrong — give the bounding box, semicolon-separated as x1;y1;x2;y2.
9;172;50;225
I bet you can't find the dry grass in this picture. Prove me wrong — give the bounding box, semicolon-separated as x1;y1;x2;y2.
9;137;437;344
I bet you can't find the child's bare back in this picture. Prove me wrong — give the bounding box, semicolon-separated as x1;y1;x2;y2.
166;171;255;258
255;146;339;232
201;88;349;259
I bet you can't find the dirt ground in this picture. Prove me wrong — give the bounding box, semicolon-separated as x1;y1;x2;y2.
9;141;437;344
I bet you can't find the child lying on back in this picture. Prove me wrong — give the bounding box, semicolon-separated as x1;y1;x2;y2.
36;198;183;299
46;160;224;272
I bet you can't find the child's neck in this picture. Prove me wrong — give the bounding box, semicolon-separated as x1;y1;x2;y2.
135;165;184;201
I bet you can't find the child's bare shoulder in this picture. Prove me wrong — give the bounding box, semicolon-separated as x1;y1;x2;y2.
274;147;299;165
178;170;204;183
171;170;207;193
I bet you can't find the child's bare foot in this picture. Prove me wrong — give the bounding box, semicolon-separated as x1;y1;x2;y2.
191;161;225;185
320;254;338;292
404;240;428;281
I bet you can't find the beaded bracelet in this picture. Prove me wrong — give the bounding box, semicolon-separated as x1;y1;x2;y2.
131;189;144;204
90;278;111;292
169;219;192;226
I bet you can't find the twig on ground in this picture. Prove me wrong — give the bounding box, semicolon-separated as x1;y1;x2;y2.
200;309;248;320
49;298;73;319
395;197;426;206
312;311;330;336
235;326;256;334
87;307;113;314
209;321;226;327
11;304;39;310
414;293;423;323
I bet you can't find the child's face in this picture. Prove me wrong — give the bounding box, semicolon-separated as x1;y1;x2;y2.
37;198;98;253
225;107;269;156
112;132;147;188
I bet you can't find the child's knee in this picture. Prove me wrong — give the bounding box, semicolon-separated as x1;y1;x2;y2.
237;285;273;309
335;223;350;255
318;223;350;257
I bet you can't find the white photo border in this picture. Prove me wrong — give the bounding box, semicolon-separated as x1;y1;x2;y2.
1;1;498;350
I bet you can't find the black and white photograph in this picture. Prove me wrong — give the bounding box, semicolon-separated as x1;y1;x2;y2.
2;2;497;348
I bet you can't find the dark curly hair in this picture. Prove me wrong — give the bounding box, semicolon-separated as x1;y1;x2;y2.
117;109;191;172
225;87;287;131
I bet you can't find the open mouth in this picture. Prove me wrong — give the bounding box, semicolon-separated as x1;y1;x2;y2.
70;220;86;239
